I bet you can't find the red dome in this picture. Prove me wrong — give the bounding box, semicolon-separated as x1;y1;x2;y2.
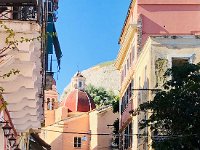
61;89;96;112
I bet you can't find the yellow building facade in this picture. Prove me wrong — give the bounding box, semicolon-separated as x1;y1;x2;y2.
115;0;200;149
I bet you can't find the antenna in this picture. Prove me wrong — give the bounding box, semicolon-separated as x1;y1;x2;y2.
77;65;80;73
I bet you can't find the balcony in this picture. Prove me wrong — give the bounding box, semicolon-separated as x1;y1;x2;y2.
0;0;37;6
0;0;42;23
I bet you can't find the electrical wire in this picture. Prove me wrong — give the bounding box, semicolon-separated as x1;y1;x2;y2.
41;128;199;139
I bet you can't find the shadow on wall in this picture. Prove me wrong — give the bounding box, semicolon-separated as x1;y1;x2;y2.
50;134;63;150
141;15;169;47
94;109;117;150
142;15;169;35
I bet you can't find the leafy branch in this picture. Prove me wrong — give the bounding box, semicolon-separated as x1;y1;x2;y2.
0;20;42;56
0;69;20;79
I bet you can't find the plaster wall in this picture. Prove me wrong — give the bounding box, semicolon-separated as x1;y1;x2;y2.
42;113;90;150
41;125;63;150
45;110;55;126
89;107;118;150
55;106;68;122
132;39;152;150
62;114;90;150
132;36;200;149
137;1;200;45
139;4;200;34
0;20;43;132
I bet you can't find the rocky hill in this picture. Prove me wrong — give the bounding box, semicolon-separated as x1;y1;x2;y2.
60;61;120;101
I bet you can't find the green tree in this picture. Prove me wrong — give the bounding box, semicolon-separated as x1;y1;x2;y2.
86;84;118;108
139;63;200;149
112;118;119;148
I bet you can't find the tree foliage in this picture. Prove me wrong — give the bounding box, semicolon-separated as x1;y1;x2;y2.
139;63;200;149
112;118;119;147
86;84;119;110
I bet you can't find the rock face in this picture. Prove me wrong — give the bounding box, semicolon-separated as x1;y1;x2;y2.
60;61;120;101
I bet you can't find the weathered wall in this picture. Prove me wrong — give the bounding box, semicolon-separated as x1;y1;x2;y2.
90;107;118;150
41;113;90;150
132;36;200;149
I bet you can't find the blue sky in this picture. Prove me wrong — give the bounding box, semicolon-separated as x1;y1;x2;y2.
55;0;131;95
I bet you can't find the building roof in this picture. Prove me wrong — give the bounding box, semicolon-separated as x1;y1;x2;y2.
118;0;134;44
75;71;84;77
61;89;96;112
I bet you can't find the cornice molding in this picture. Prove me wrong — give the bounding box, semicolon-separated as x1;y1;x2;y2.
115;24;137;70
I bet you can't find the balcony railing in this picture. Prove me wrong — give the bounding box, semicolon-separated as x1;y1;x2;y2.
0;0;42;23
0;0;37;6
0;6;37;21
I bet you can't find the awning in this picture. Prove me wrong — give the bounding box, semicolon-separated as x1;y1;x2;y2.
53;24;62;69
29;141;46;150
46;22;62;69
47;22;54;54
30;133;51;150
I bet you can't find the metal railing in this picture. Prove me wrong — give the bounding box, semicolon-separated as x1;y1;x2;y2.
0;0;43;23
0;6;37;21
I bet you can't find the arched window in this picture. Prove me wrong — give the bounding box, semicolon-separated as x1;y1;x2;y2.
78;81;82;88
47;98;51;110
52;98;55;110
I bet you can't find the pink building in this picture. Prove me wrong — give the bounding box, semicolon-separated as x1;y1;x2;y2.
119;0;200;46
115;0;200;149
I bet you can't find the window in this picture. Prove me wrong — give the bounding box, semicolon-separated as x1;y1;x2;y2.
47;98;54;110
172;57;189;67
121;82;132;114
130;52;132;66
144;66;147;82
52;98;55;110
78;81;82;88
172;57;189;79
124;123;132;149
74;137;81;148
47;98;50;110
130;54;132;66
127;59;129;70
131;80;134;95
48;1;53;12
124;64;127;77
138;92;141;105
132;45;135;63
121;70;124;84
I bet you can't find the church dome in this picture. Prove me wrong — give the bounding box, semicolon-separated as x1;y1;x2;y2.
61;89;96;112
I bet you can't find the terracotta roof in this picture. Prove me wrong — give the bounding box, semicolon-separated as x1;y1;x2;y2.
61;89;96;112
